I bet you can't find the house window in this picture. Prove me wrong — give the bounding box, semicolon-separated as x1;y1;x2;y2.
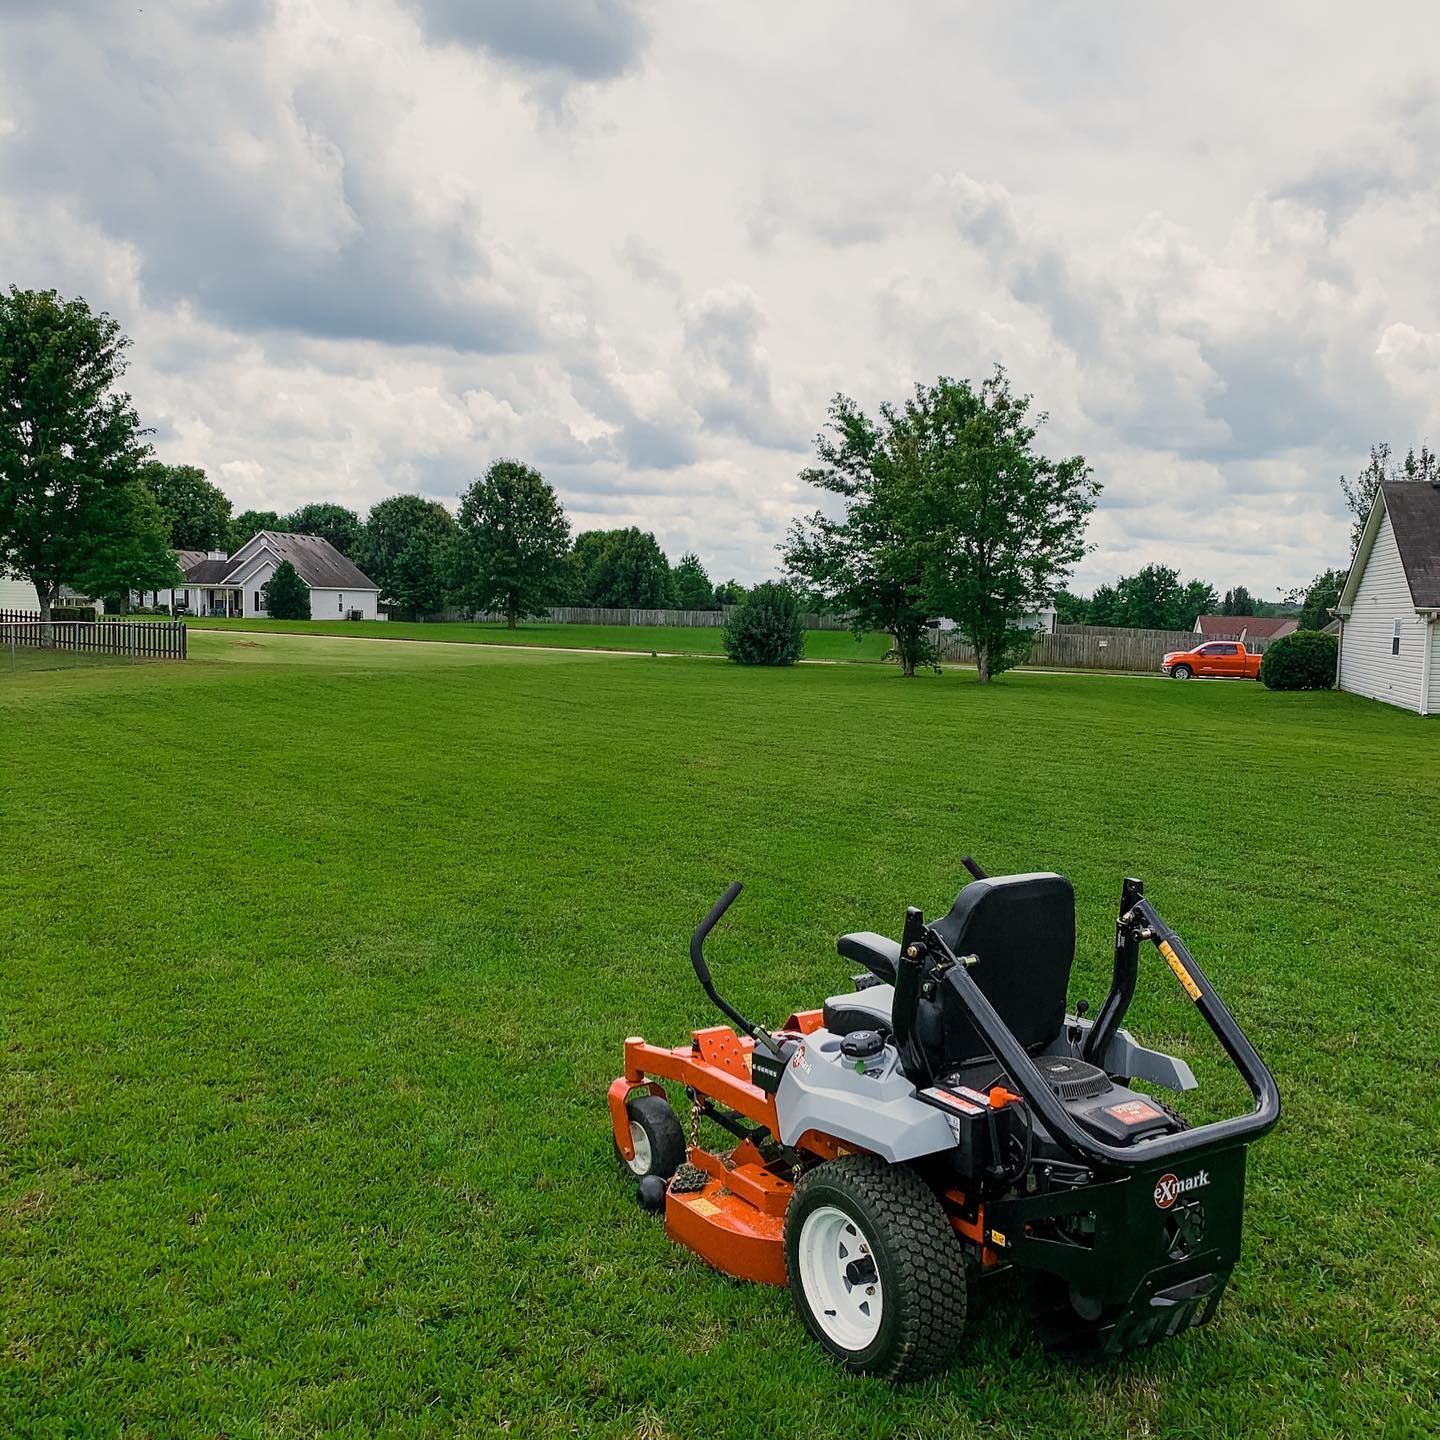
338;594;344;613
1392;619;1403;656
255;591;263;611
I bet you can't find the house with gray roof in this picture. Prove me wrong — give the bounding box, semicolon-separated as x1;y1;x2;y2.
1334;480;1440;715
174;532;381;620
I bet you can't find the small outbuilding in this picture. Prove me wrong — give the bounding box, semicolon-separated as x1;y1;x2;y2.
1334;480;1440;715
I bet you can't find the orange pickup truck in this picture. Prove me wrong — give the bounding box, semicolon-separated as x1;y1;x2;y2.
1160;641;1263;680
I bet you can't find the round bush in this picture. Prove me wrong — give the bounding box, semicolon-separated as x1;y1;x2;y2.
723;582;805;666
1260;629;1338;691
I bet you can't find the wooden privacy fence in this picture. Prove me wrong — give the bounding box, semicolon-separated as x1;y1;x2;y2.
0;611;187;661
937;624;1272;673
939;623;1276;672
428;604;853;630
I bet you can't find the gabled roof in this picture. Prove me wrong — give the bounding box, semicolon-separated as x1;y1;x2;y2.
1195;615;1297;639
1337;481;1440;614
240;532;377;590
173;549;207;573
181;533;377;591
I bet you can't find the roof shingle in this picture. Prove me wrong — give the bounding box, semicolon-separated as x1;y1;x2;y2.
1382;481;1440;609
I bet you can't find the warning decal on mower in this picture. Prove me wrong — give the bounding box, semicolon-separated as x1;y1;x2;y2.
1159;940;1203;1002
1153;1170;1209;1209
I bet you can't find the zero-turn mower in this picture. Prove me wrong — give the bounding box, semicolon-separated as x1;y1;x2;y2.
608;860;1280;1380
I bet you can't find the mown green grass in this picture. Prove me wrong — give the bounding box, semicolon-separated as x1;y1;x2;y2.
170;615;893;662
2;632;1436;1439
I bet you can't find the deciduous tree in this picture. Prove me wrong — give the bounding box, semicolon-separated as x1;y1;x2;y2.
357;494;455;616
852;370;1096;683
783;392;940;677
142;462;232;550
0;287;170;621
568;527;674;608
451;460;570;627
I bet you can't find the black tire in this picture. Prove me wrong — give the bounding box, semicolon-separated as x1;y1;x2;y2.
1155;1099;1191;1131
615;1095;685;1182
784;1155;968;1381
1172;664;1192;679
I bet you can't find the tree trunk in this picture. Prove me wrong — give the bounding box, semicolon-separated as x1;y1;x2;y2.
36;584;55;647
976;645;992;684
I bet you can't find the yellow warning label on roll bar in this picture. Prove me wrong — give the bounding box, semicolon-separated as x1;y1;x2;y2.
1159;939;1202;1002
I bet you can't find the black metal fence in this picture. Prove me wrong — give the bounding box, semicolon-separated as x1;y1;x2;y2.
0;610;187;662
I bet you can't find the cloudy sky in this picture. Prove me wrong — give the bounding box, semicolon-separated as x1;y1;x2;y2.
3;0;1438;594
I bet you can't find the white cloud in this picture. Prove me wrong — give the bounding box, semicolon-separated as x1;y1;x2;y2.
2;0;1439;591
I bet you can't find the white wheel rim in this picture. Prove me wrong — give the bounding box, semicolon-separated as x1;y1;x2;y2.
798;1205;883;1350
626;1121;652;1176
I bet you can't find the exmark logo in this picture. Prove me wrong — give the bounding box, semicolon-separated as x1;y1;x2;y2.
1154;1170;1209;1209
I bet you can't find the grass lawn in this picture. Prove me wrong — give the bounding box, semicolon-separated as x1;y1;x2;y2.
2;631;1436;1438
170;615;894;663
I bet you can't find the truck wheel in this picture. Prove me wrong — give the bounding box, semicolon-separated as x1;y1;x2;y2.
784;1155;967;1381
1172;664;1192;679
615;1094;685;1181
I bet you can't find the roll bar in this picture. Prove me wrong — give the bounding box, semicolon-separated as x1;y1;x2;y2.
915;880;1281;1169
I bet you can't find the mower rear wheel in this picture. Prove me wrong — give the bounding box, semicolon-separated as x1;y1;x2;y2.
784;1155;967;1382
616;1095;686;1182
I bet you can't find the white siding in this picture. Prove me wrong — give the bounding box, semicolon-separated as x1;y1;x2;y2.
239;558;278;618
1338;510;1425;712
0;575;40;611
310;587;379;620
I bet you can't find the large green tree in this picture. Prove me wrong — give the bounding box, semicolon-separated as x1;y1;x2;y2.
783;392;941;676
142;462;232;550
0;287;175;621
451;461;570;627
802;370;1095;683
568;527;675;608
671;551;715;610
1086;566;1217;630
356;494;455;616
284;502;362;558
917;371;1096;681
1220;585;1255;617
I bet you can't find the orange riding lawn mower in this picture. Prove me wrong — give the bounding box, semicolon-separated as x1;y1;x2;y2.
608;860;1280;1380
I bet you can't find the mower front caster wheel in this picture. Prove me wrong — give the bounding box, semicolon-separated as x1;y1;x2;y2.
784;1155;968;1382
615;1094;686;1184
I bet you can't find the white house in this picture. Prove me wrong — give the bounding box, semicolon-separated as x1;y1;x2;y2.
1334;480;1440;715
0;573;40;611
174;532;381;620
131;550;206;611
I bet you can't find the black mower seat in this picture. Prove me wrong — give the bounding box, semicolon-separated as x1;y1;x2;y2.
927;872;1076;1069
837;931;900;985
822;984;894;1036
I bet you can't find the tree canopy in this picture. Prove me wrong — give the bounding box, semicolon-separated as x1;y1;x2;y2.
1086;566;1218;630
1297;568;1346;631
357;494;455;615
142;462;232;550
783;391;940;676
284;502;362;558
451;461;570;627
0;287;175;619
568;527;675;608
671;551;715;610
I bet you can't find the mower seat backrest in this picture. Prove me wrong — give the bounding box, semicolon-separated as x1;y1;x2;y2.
927;872;1075;1067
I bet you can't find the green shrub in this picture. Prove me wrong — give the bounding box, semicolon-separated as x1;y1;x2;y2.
52;606;97;622
261;561;311;620
722;582;805;666
1260;629;1338;691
